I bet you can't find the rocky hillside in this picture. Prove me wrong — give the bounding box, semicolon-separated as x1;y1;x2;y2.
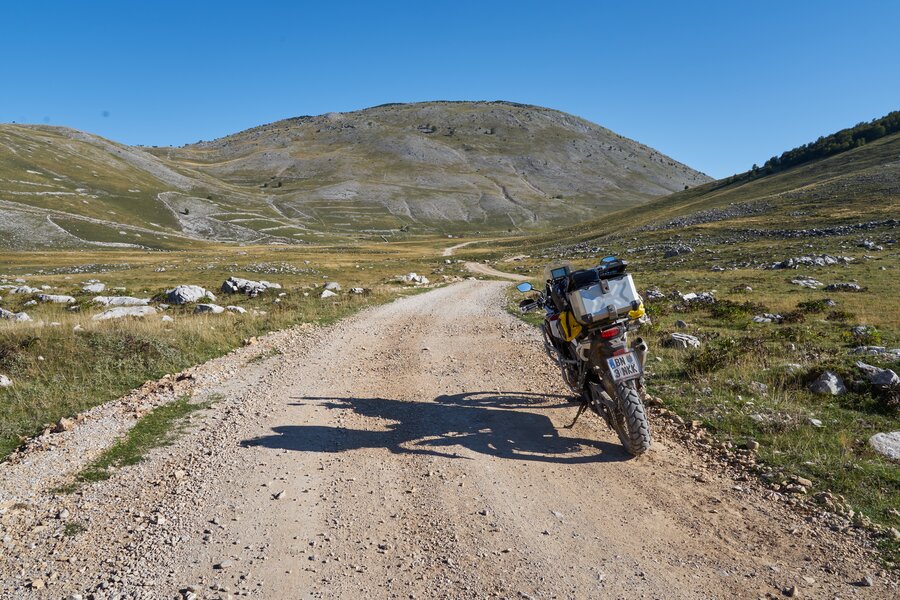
0;102;709;248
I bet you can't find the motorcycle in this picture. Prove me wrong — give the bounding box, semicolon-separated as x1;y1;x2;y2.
516;256;652;456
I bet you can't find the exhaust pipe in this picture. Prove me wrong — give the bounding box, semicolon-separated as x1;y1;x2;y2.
632;337;648;368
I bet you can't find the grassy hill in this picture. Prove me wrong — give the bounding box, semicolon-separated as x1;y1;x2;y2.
0;101;710;249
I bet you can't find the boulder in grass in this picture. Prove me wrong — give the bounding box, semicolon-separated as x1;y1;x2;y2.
166;285;215;305
869;432;900;461
226;305;247;314
194;303;225;315
824;282;863;292
664;333;701;349
221;276;281;297
0;307;32;322
0;374;11;388
320;289;337;299
809;371;846;395
37;294;75;304
9;286;39;294
93;296;150;306
82;283;106;293
92;306;157;321
399;272;429;285
324;281;341;292
856;362;900;389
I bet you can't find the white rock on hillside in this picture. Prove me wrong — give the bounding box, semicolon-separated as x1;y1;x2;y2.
9;286;39;294
855;362;900;388
37;294;75;304
324;281;341;291
82;283;106;293
320;289;337;299
166;285;215;305
869;432;900;461
194;303;225;314
226;305;247;314
221;276;282;297
0;374;11;388
664;333;701;349
809;371;846;395
400;272;429;285
92;306;157;321
93;296;151;306
0;307;32;322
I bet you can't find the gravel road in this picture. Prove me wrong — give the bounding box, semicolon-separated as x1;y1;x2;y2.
464;262;529;281
1;281;894;599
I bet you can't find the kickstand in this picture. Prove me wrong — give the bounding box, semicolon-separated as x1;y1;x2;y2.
563;401;589;429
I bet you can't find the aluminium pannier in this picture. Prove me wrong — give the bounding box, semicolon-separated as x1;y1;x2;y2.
567;273;642;325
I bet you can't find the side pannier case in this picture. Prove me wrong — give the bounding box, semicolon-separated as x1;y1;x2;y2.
567;273;642;326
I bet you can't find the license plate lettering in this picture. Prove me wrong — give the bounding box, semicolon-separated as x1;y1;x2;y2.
606;352;641;382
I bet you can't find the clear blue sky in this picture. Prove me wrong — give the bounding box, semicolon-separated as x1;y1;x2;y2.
2;1;898;178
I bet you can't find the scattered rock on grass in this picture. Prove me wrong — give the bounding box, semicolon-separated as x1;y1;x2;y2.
93;306;157;321
855;362;899;388
37;294;75;304
825;282;863;292
399;273;429;285
664;333;701;349
868;432;900;460
809;371;846;395
790;277;823;289
221;276;281;297
166;285;215;305
226;305;247;314
0;307;32;322
194;304;225;315
0;374;11;388
320;289;337;299
770;255;852;269
82;282;105;293
92;296;150;306
752;313;783;324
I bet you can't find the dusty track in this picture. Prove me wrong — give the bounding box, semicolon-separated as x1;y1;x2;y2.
1;281;893;599
464;261;529;281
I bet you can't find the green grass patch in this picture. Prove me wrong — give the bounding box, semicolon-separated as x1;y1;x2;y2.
72;396;207;487
63;521;87;537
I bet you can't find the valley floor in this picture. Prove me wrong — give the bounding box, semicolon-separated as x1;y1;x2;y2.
0;281;894;599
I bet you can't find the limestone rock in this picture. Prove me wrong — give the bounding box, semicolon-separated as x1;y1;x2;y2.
92;296;150;306
93;306;157;321
194;303;225;314
37;293;75;304
664;333;701;349
809;371;846;395
221;276;281;297
869;432;900;460
166;285;215;304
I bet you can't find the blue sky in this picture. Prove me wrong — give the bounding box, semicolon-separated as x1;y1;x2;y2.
2;1;898;178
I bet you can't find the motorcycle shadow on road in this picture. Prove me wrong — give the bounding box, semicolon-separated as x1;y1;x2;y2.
240;391;631;463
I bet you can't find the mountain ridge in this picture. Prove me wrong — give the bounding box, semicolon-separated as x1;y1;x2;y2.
0;101;710;249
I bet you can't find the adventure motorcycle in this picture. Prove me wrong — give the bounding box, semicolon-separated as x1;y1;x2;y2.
516;256;652;456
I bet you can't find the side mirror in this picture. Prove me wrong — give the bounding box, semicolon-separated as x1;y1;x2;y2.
516;282;533;293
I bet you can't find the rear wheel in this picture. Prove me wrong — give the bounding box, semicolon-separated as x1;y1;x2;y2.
611;380;651;456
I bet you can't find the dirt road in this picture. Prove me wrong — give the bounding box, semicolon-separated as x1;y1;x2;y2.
1;281;893;599
465;261;530;281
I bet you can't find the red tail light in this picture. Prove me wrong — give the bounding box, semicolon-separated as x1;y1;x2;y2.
600;326;621;339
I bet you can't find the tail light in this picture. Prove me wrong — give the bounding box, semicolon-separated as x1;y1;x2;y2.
600;326;621;339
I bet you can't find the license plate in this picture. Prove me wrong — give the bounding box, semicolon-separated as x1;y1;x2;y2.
606;351;642;382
